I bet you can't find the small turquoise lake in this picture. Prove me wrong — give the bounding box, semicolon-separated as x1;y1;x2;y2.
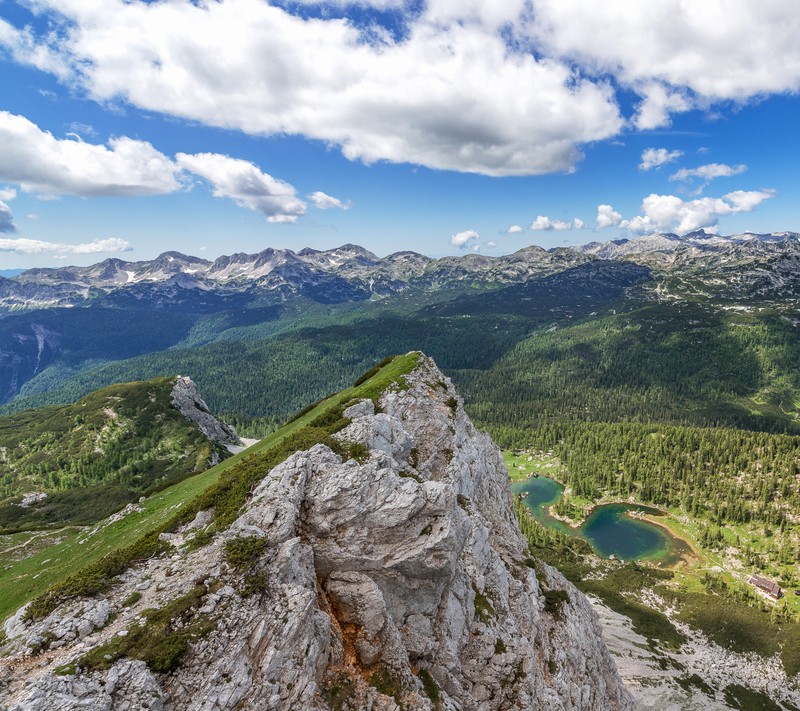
512;476;693;565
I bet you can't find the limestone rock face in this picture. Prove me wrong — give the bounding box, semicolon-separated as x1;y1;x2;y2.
1;355;631;710
170;376;241;446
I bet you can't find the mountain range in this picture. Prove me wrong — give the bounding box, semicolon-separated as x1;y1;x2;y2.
3;229;799;311
2;230;800;422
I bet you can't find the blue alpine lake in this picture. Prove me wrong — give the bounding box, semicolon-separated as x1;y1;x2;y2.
512;476;693;564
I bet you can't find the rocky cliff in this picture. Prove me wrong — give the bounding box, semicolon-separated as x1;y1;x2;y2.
0;355;631;710
170;375;241;448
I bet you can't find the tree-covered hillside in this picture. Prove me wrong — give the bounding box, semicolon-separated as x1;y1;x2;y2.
0;378;226;531
7;296;800;441
460;303;800;434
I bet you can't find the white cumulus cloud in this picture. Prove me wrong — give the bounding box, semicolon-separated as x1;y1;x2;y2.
5;1;800;173
0;111;181;197
595;204;623;229
0;113;329;224
529;215;580;231
449;229;480;248
633;84;692;130
639;147;683;171
529;0;800;126
176;153;307;223
0;18;69;79
308;191;350;210
506;224;524;235
0;236;131;255
0;113;324;224
1;0;623;177
621;190;775;234
670;163;747;182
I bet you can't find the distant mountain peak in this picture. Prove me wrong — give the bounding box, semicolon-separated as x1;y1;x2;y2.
297;243;380;268
154;250;209;264
680;229;714;240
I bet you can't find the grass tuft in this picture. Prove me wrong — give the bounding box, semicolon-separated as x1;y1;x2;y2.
78;583;213;673
472;581;495;624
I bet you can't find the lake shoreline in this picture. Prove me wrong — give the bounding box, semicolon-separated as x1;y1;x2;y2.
513;475;697;565
545;504;582;529
635;513;702;563
512;470;672;528
546;496;669;530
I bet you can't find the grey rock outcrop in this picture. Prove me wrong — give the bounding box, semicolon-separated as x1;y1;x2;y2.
170;376;241;446
1;354;631;710
4;599;111;654
19;491;47;507
8;660;164;711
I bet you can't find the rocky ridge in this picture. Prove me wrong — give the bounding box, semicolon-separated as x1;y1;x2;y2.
0;244;591;310
576;229;800;258
0;355;631;710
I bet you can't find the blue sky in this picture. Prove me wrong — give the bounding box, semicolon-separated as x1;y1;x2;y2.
1;0;799;268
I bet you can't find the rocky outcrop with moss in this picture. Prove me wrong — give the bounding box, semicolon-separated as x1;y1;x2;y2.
0;354;631;710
